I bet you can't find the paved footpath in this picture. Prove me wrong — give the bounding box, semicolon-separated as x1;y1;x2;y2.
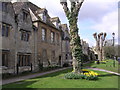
88;67;120;76
2;67;71;85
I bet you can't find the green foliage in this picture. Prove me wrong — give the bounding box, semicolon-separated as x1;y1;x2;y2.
104;46;115;59
83;75;98;80
82;54;89;63
38;63;43;71
64;72;82;79
63;63;70;67
73;46;82;61
64;70;99;80
63;3;84;73
104;45;120;59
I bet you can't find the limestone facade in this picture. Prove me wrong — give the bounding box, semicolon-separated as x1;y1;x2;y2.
1;1;71;74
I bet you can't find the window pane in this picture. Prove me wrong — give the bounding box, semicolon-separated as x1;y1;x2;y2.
42;28;46;41
2;53;8;67
43;15;46;22
2;25;5;36
6;26;9;37
24;33;26;41
28;55;30;66
51;32;54;43
21;31;30;41
2;54;5;66
23;12;28;21
18;55;21;66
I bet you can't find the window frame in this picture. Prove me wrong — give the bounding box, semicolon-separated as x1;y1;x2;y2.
2;51;9;67
18;53;31;67
23;11;28;22
51;31;55;43
20;30;30;42
51;50;55;61
2;23;11;37
42;28;47;42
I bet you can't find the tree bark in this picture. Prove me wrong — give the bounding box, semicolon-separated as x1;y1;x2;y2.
61;1;84;73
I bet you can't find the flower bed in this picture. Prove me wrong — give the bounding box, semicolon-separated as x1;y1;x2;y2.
82;69;99;80
65;69;99;80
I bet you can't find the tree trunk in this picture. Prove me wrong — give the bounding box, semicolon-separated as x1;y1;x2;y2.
98;51;101;61
69;22;82;73
100;49;102;61
102;48;105;60
60;1;84;74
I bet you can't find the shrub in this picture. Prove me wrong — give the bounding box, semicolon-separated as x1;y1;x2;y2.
65;69;99;80
2;73;11;79
64;72;81;79
84;74;98;80
48;65;60;69
38;63;43;71
63;63;69;67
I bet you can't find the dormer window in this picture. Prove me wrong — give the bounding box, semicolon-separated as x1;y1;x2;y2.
43;15;47;22
38;14;43;19
56;23;59;29
38;13;47;22
53;22;60;29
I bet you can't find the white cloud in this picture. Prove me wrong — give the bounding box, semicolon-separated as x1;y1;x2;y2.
79;0;118;21
29;0;118;46
91;10;118;39
86;0;119;2
82;38;95;47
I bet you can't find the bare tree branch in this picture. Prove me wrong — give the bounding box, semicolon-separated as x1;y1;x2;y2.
71;2;76;13
76;0;84;16
61;2;71;18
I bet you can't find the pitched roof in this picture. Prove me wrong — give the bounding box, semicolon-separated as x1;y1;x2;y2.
13;1;61;31
61;24;68;30
50;17;60;23
13;2;25;14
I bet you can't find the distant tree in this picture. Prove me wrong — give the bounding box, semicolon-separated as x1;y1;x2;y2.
104;46;115;59
93;32;107;61
104;45;120;59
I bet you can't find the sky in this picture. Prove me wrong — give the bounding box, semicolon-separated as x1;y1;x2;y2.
28;0;119;47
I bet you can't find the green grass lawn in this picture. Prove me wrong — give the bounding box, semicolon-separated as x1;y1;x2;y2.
84;59;119;73
3;68;119;88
